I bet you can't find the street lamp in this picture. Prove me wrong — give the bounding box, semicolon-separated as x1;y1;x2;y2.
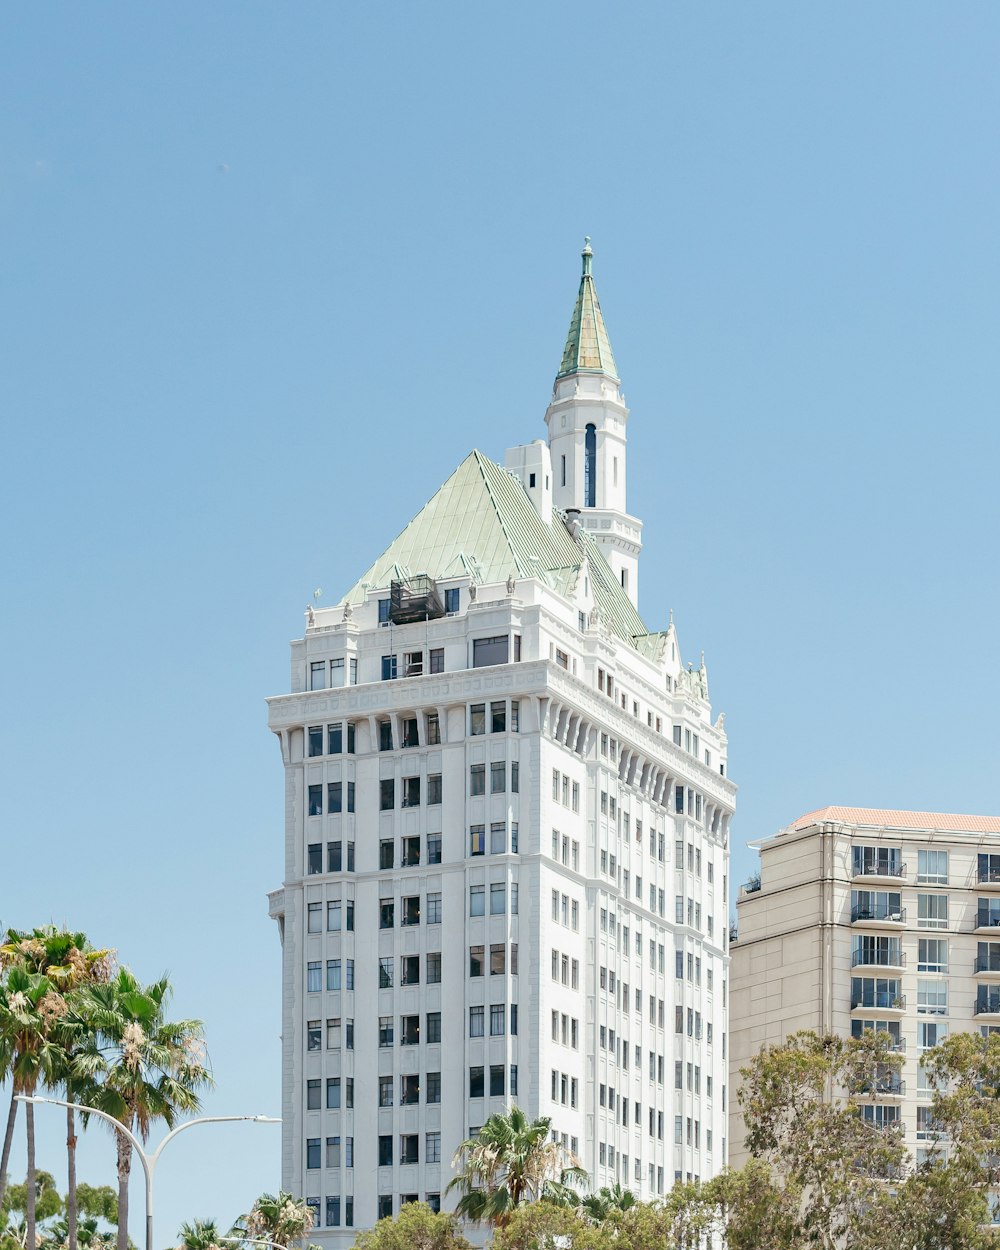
16;1095;280;1250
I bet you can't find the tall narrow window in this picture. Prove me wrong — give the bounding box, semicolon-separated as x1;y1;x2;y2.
584;424;596;507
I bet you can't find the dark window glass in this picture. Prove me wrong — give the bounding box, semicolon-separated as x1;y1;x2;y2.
473;636;509;668
308;727;323;757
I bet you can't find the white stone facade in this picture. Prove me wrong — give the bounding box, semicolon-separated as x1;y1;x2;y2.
267;247;735;1244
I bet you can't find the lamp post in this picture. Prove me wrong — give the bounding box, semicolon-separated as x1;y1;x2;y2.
16;1095;280;1250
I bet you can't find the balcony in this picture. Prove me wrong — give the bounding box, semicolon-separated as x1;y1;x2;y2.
853;1075;906;1098
390;575;444;624
851;948;905;971
975;995;1000;1019
979;866;1000;890
851;905;906;927
851;993;906;1014
976;956;1000;977
976;911;1000;933
851;856;905;884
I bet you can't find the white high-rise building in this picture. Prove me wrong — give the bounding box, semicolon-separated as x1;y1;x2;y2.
267;243;736;1243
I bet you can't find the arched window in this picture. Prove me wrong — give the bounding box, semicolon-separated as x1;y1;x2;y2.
584;424;596;507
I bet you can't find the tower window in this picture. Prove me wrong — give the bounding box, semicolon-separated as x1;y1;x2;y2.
561;455;566;487
529;473;536;487
584;425;596;507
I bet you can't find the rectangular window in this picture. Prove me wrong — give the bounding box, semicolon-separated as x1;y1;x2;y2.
491;761;506;793
326;959;341;991
427;1072;442;1104
379;899;394;929
917;980;948;1015
308;726;323;757
473;636;509;667
379;779;395;810
490;1004;505;1036
490;943;506;975
381;655;397;681
400;1015;419;1045
470;945;484;977
378;720;393;751
309;662;326;691
469;825;485;856
490;882;506;914
401;776;420;807
469;1066;485;1098
469;1006;484;1037
917;894;949;930
307;1078;320;1110
425;1131;441;1163
378;1076;393;1107
429;647;445;674
918;939;948;974
491;701;507;733
426;952;442;983
470;704;486;735
490;822;507;854
308;785;323;817
327;782;342;813
307;961;321;992
402;836;420;867
379;839;394;870
918;850;949;885
307;844;322;875
426;1011;442;1043
470;764;486;795
444;587;460;613
307;1020;321;1050
401;896;420;926
470;885;485;916
306;1138;321;1168
427;892;442;923
427;773;442;804
327;723;343;754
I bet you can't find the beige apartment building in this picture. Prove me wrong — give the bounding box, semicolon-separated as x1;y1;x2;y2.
729;805;1000;1166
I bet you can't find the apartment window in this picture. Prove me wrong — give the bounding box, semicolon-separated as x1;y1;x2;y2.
379;779;395;810
445;587;460;613
491;761;506;793
917;850;949;885
490;1004;505;1036
469;1006;485;1037
429;647;445;674
426;951;442;983
473;636;509;667
918;939;948;974
307;1078;320;1110
470;764;486;795
470;885;485;916
490;1065;506;1097
490;882;506;914
378;720;393;751
327;782;343;814
307;785;322;817
401;955;420;987
427;892;442;923
379;899;394;929
490;822;507;854
307;1019;321;1051
307;902;322;934
491;701;507;733
979;854;1000;885
470;1066;485;1098
378;1136;392;1167
401;776;420;808
400;1015;419;1045
307;961;321;992
307;844;322;875
381;655;397;681
511;761;519;792
309;662;326;691
427;833;442;863
326;1018;342;1049
426;1011;442;1043
917;894;948;930
427;773;442;804
425;1131;442;1164
977;942;1000;974
402;836;420;867
470;825;485;856
401;896;420;926
325;1196;340;1228
306;1138;321;1169
852;845;903;877
379;840;394;871
490;943;506;975
308;727;323;757
979;898;1000;928
918;1021;948;1050
470;704;486;735
427;1072;442;1103
378;1076;393;1108
917;980;948;1016
401;717;419;748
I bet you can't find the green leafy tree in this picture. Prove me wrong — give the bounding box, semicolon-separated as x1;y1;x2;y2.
351;1201;470;1250
737;1029;907;1250
447;1107;585;1229
488;1201;601;1250
75;970;210;1250
176;1220;222;1250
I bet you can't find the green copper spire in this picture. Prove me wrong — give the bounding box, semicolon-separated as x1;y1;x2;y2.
556;237;619;381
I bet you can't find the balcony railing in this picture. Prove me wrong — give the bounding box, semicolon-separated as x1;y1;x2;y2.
976;955;1000;974
979;866;1000;885
855;1076;905;1097
851;905;906;923
852;860;905;879
977;912;1000;929
851;949;906;968
975;997;1000;1016
851;993;906;1011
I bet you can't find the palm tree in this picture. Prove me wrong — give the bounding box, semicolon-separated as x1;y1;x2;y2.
447;1106;586;1228
580;1182;637;1223
0;927;114;1250
76;969;211;1250
0;966;67;1250
233;1191;315;1249
176;1218;222;1250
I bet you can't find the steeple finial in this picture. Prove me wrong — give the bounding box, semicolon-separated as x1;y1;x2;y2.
557;238;618;381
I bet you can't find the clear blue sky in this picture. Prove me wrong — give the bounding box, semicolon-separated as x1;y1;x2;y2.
2;2;999;1240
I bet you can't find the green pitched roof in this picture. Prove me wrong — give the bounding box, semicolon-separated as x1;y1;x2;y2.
557;239;619;381
340;449;649;649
